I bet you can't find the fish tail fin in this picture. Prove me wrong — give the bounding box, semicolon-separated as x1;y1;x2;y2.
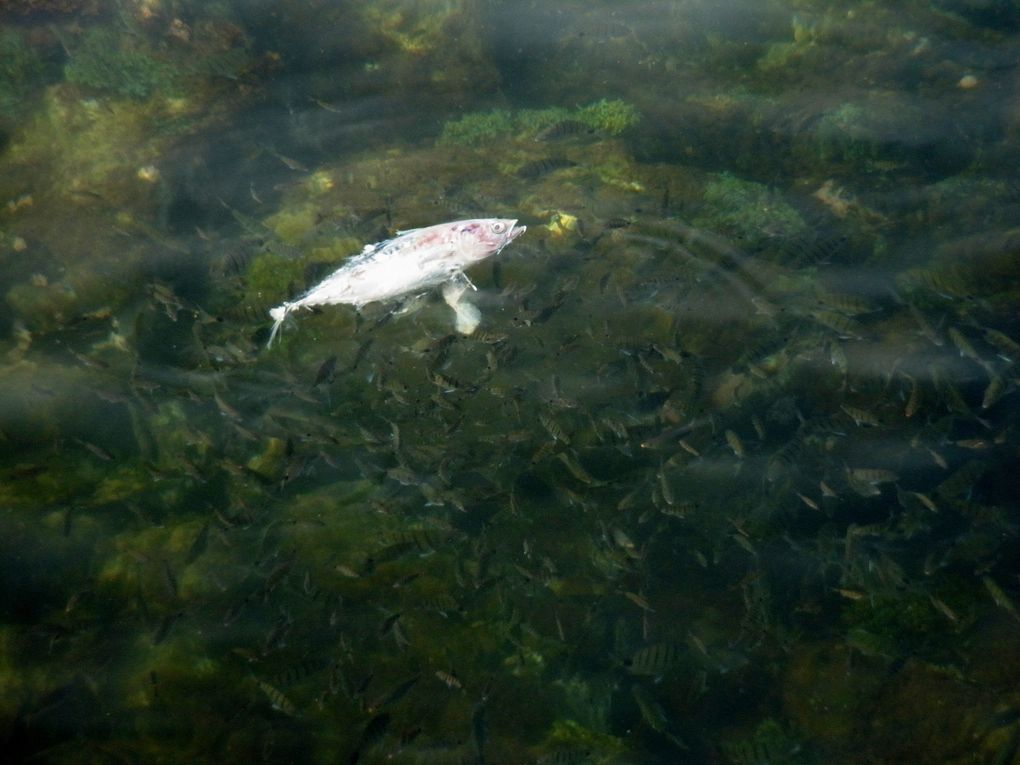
267;303;292;348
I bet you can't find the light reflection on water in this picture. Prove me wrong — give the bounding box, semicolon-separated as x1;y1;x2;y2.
1;1;1019;763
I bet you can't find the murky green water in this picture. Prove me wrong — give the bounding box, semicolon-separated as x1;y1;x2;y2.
2;1;1019;763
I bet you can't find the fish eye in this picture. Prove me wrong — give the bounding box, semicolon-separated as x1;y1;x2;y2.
491;222;506;234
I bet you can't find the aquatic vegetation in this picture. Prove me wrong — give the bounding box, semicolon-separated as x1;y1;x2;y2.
437;99;639;146
544;718;625;757
263;203;322;246
65;27;179;100
360;0;473;56
545;210;580;239
694;173;808;245
5;278;80;333
0;29;47;118
575;98;640;135
514;106;575;135
437;108;515;146
757;39;810;76
814;102;875;163
842;590;950;655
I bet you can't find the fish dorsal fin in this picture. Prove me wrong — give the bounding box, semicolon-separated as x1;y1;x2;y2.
395;227;423;236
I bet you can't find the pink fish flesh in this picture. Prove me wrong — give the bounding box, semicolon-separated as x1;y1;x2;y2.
267;218;526;346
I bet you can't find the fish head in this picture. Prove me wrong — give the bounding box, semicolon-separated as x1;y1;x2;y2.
456;219;526;261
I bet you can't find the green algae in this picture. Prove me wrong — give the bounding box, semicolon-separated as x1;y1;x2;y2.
438;98;640;146
0;29;48;118
694;172;808;244
360;0;473;56
437;109;514;146
844;593;939;648
545;718;625;755
815;102;875;164
243;254;307;301
65;27;179;100
514;106;574;135
6;84;192;208
575;98;641;135
5;280;81;334
264;204;322;246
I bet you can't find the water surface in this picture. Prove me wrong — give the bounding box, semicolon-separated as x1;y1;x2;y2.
1;1;1019;763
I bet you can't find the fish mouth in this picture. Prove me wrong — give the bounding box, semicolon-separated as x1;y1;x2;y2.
504;220;526;245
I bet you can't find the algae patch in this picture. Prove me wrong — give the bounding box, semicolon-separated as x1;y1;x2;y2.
65;27;179;100
438;99;640;146
694;172;808;244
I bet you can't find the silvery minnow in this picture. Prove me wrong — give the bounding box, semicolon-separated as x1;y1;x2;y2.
266;218;526;347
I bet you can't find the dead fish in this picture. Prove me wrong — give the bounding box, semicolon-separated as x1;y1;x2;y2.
268;218;525;345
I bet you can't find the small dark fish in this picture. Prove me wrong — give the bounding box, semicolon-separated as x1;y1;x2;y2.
273;657;325;687
313;355;338;387
379;526;456;557
77;439;113;461
161;559;179;598
603;217;632;229
152;611;184;645
351;712;391;764
350;338;374;371
516;158;577;179
435;670;462;689
626;642;686;676
472;701;488;765
263;557;296;592
262;613;294;655
185;523;210;566
65;346;109;369
258;679;298;716
379;611;403;638
632;684;688;749
213;393;242;421
369;674;419;711
535;120;594;141
264;146;308;172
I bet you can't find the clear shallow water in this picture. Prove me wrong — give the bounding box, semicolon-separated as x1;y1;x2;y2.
1;1;1019;763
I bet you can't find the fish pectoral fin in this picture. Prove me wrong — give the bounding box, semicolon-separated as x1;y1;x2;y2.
441;280;481;334
452;301;481;335
442;280;467;307
446;271;477;293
